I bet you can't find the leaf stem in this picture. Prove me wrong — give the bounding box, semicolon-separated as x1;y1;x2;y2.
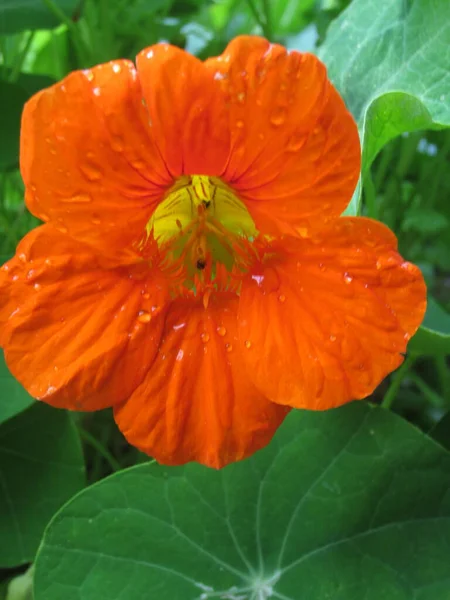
246;0;271;37
409;371;446;408
382;354;415;409
363;168;378;218
9;31;35;83
79;428;122;473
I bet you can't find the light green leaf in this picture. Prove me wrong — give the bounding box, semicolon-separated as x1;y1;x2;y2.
34;403;450;600
320;0;450;214
409;296;450;356
0;403;85;567
0;350;34;425
0;0;78;35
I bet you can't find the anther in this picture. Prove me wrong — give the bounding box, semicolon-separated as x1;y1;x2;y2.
196;258;207;270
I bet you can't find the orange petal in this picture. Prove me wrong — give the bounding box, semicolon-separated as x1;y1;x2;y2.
205;36;360;236
238;217;426;409
21;59;171;258
114;293;289;468
0;226;168;410
136;44;230;177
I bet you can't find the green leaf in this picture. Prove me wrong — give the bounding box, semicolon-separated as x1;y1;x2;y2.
34;403;450;600
0;81;28;171
271;0;315;35
402;208;449;235
0;403;85;567
0;0;78;35
319;0;450;214
430;411;450;453
0;350;34;426
0;73;54;170
409;296;450;356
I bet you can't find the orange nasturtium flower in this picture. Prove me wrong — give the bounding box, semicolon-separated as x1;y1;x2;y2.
0;36;426;468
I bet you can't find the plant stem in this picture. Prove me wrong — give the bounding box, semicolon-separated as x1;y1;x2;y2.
246;0;270;37
363;168;378;218
41;0;90;65
9;31;35;83
409;371;446;408
79;428;122;473
382;354;415;409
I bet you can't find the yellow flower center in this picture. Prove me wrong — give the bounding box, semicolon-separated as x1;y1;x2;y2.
147;175;257;289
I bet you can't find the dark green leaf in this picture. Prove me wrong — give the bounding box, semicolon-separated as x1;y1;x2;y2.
0;81;28;171
0;0;78;35
430;411;450;452
34;403;450;599
320;0;450;214
0;350;34;426
409;296;450;356
0;403;85;567
0;73;54;170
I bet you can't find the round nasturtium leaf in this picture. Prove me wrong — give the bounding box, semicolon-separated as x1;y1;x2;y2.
319;0;450;215
34;403;450;600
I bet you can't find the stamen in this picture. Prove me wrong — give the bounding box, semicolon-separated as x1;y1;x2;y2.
144;174;258;297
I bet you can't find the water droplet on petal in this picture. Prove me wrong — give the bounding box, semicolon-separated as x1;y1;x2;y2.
318;263;326;272
34;283;41;291
111;136;124;152
80;163;102;181
270;107;286;126
57;225;68;233
245;340;251;349
131;160;145;170
83;70;94;82
18;253;27;263
176;349;184;361
236;120;244;129
142;292;150;299
201;332;210;343
330;334;336;342
279;294;286;303
237;92;245;103
343;273;353;284
214;71;228;81
112;63;121;74
137;311;151;323
376;253;398;270
217;326;226;336
225;343;233;353
404;332;411;342
62;193;92;204
288;132;306;152
92;215;101;225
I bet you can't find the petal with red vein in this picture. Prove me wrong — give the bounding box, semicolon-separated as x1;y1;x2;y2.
205;36;360;236
114;294;289;468
136;44;230;178
21;60;171;259
238;218;426;409
0;226;167;410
